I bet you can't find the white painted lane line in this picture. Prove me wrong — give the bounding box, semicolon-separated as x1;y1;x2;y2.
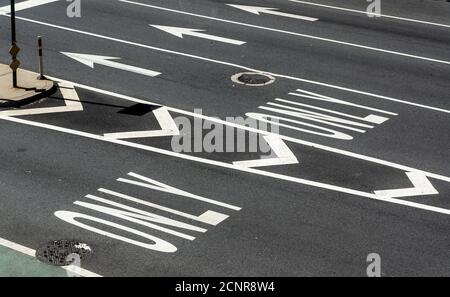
227;4;318;22
288;0;450;29
151;25;246;45
120;0;450;66
104;107;180;139
61;52;161;77
374;171;439;198
3;78;450;216
234;135;299;168
0;0;59;14
2;114;450;216
7;15;449;115
45;77;450;186
0;82;83;117
0;237;101;277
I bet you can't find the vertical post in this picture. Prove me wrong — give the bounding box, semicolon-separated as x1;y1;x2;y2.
38;36;44;79
10;0;17;88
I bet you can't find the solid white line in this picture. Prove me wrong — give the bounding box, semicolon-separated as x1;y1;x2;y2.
9;15;450;115
288;0;450;29
2;114;449;215
0;236;101;277
0;237;35;257
0;0;59;14
119;0;450;66
45;77;450;186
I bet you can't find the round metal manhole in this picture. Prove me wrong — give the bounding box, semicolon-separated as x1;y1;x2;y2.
35;240;93;266
231;72;276;87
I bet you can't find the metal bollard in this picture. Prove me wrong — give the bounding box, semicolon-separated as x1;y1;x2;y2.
37;36;45;80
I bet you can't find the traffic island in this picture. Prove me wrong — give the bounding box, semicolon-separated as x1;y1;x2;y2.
0;64;56;108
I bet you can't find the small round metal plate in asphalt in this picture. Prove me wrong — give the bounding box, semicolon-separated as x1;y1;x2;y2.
231;72;276;87
35;240;93;266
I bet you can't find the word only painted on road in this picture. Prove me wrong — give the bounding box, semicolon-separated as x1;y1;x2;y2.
246;88;398;141
54;172;241;253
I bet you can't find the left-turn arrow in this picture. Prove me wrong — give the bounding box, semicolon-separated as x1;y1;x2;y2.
61;52;162;77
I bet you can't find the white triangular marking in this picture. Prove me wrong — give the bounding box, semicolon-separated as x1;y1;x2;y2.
374;171;439;198
233;135;299;168
103;106;179;139
0;82;83;117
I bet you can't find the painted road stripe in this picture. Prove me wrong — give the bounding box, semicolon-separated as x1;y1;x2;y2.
104;107;179;139
374;171;439;198
151;25;246;45
2;114;449;216
44;77;450;186
288;0;450;28
0;0;59;14
233;135;299;168
2;78;450;216
120;0;450;66
0;82;83;117
227;4;318;22
0;237;101;277
4;14;449;115
62;52;162;77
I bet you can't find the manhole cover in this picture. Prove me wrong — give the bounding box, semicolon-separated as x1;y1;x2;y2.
35;240;93;266
231;72;276;86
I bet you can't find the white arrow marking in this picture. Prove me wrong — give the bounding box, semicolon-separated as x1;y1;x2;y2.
61;52;161;77
150;25;246;45
227;4;318;22
233;135;299;168
0;82;83;117
374;172;439;198
103;106;179;139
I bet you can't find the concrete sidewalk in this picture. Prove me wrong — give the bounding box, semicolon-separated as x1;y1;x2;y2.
0;64;56;108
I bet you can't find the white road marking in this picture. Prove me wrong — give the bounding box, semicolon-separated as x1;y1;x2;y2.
374;171;439;198
43;77;450;186
234;135;299;168
97;188;230;225
2;79;450;216
227;4;318;22
288;0;450;28
43;78;450;185
3;114;449;215
289;89;398;116
104;107;180;139
10;13;450;114
0;236;101;277
151;25;246;45
0;82;83;117
119;172;242;211
61;52;161;77
119;0;450;66
0;0;59;14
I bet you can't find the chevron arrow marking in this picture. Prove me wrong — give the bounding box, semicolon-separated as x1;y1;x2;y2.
374;171;439;198
233;135;299;168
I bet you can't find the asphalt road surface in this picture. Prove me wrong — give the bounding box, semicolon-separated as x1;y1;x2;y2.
0;0;449;277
